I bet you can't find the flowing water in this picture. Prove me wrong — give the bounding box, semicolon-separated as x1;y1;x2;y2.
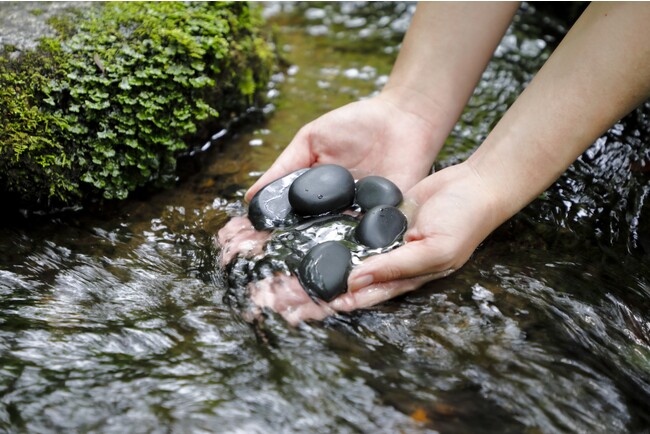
1;2;650;432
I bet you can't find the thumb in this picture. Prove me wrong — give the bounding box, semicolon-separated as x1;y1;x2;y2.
347;239;458;291
245;126;315;202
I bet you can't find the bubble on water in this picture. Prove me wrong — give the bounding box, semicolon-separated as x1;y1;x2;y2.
305;8;326;20
287;65;300;76
343;68;359;79
345;17;366;28
306;24;329;36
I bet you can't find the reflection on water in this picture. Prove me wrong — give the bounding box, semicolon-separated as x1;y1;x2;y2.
1;2;649;432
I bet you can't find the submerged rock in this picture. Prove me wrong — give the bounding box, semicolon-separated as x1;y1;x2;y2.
297;241;352;301
288;164;356;216
355;176;403;211
355;206;407;248
248;169;308;230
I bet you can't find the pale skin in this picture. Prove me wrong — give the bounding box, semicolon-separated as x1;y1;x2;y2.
242;2;650;317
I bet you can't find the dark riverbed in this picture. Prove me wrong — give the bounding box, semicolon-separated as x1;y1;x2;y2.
1;2;650;432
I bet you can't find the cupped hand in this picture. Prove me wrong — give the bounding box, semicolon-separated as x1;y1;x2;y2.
344;161;503;298
251;162;506;324
245;90;446;202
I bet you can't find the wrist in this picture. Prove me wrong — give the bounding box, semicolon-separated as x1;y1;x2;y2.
465;132;554;226
377;85;457;162
378;85;457;132
455;161;506;238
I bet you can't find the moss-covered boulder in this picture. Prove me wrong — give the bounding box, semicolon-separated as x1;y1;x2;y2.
0;2;275;208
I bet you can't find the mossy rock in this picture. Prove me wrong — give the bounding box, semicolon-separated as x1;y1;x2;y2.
0;1;276;209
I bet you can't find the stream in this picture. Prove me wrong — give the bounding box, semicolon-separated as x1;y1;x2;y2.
1;3;649;433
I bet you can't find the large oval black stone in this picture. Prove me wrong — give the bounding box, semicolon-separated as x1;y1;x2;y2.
355;176;403;211
297;241;352;302
355;206;407;248
248;169;308;230
288;164;355;216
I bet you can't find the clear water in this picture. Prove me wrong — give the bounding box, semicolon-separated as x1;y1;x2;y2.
1;2;649;432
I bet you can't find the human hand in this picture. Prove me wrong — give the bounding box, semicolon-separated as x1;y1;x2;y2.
234;161;504;324
218;217;432;325
345;161;502;295
245;89;447;202
248;272;433;325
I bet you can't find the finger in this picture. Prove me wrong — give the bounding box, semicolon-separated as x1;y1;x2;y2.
245;126;315;201
347;239;457;291
331;274;432;312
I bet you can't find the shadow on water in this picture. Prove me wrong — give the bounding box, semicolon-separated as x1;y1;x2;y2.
0;2;649;432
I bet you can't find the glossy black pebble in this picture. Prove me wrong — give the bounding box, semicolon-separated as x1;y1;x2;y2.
248;169;308;230
355;206;407;249
298;241;352;302
288;164;355;216
355;176;403;211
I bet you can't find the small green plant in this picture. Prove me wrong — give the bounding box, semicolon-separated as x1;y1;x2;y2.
0;2;275;208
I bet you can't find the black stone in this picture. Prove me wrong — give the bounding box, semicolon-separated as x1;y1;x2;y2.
355;176;403;211
288;164;355;216
297;241;352;302
248;169;308;230
355;206;407;248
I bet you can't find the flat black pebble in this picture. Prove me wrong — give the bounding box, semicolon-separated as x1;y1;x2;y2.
355;176;403;211
248;169;308;230
297;241;352;302
355;206;407;248
288;164;355;216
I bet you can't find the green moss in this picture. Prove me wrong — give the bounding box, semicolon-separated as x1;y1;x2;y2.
29;8;45;17
0;2;276;207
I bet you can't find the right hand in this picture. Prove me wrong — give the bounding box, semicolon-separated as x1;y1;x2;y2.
345;161;502;294
245;89;447;201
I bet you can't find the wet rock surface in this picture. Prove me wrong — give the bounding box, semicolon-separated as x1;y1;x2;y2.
355;206;407;249
0;2;89;51
355;176;403;211
297;241;352;301
288;164;356;216
248;169;308;230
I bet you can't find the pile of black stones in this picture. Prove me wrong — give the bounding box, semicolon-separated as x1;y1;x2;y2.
247;164;407;302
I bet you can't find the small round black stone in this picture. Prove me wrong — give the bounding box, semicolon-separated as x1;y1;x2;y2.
297;241;352;302
248;169;308;230
355;176;403;211
355;206;407;249
288;164;355;216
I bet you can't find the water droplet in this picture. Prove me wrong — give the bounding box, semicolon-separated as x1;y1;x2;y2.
318;194;323;199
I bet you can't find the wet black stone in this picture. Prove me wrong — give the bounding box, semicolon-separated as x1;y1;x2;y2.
288;164;355;216
355;176;403;211
297;241;352;302
248;169;308;230
355;206;407;248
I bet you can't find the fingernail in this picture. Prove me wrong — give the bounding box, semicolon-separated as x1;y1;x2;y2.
348;274;373;291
